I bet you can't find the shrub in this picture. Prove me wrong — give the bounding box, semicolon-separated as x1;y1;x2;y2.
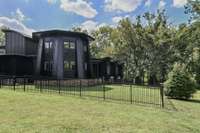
164;63;197;100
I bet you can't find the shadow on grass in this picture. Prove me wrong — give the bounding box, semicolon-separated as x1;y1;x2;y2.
181;99;200;104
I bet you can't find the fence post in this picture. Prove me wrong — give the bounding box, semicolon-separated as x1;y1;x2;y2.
0;79;1;89
130;80;133;104
160;83;164;108
13;76;16;91
80;80;82;97
40;80;42;93
103;77;106;100
58;79;61;94
23;77;26;92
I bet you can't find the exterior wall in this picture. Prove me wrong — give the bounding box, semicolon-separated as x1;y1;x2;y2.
0;55;34;76
0;46;5;55
25;38;38;56
5;31;25;55
35;36;89;79
76;38;84;78
35;39;43;75
53;38;63;79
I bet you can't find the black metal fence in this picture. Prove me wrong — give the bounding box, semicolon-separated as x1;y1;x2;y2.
0;76;164;108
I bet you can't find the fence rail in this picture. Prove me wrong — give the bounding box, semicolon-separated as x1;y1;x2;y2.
0;76;164;108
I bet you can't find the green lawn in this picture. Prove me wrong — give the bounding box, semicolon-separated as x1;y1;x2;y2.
0;89;200;133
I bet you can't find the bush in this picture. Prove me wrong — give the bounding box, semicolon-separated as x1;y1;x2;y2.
164;63;197;100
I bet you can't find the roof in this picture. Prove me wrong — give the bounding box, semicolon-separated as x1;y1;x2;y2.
2;29;32;39
32;30;94;41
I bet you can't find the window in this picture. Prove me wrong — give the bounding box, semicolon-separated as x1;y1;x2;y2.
84;62;87;71
0;49;5;55
71;61;75;70
84;45;87;52
44;41;53;74
45;41;53;49
70;41;75;49
44;61;53;72
64;41;75;49
107;64;110;75
64;61;75;71
64;41;70;49
64;61;70;70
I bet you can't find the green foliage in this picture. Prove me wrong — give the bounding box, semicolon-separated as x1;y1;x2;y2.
164;63;197;99
0;29;5;46
185;0;200;22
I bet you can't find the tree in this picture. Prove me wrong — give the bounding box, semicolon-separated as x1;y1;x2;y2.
143;10;175;84
164;63;196;100
185;0;200;22
90;26;116;58
0;29;5;46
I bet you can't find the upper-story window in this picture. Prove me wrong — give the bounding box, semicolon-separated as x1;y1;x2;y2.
45;41;53;49
84;45;87;52
64;41;75;49
84;62;87;71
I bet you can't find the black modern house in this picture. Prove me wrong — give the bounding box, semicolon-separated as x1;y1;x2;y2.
0;29;123;80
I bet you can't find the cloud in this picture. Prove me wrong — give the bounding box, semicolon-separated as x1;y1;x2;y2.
0;17;35;36
80;20;110;32
11;8;30;22
158;0;166;9
112;15;131;24
104;0;142;12
15;8;26;22
112;16;123;23
144;0;151;7
60;0;98;18
81;20;98;32
173;0;187;8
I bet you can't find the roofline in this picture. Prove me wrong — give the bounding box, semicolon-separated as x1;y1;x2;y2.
33;30;94;41
2;29;32;39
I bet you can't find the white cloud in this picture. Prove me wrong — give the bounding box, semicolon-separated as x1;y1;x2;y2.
158;0;166;9
104;0;142;12
145;0;151;7
112;15;130;23
0;17;35;36
81;20;98;32
60;0;98;18
15;8;26;22
112;16;123;23
80;20;111;32
173;0;187;8
11;8;30;22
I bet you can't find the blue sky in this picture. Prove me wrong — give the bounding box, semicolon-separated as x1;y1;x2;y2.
0;0;189;35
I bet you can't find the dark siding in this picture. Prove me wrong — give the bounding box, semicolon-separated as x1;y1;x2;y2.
5;32;25;55
0;55;34;76
25;38;38;56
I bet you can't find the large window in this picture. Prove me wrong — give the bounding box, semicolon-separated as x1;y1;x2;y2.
44;41;53;75
64;41;75;49
63;40;76;77
64;61;75;71
44;61;53;72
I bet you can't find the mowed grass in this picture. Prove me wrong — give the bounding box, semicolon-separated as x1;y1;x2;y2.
0;89;200;133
